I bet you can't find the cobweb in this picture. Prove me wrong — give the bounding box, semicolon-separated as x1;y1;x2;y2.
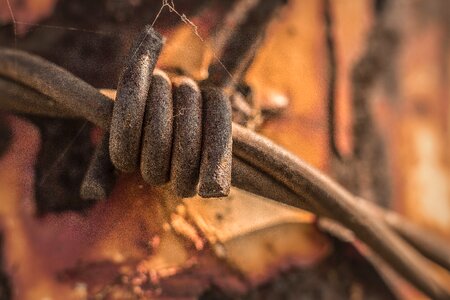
3;0;235;188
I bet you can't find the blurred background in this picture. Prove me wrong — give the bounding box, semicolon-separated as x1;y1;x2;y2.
0;0;449;299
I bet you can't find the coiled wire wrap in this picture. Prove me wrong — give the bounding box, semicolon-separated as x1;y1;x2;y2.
0;26;449;299
84;26;232;199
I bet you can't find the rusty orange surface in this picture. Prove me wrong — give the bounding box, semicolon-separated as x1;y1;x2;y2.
331;0;374;157
0;0;450;298
372;2;450;235
246;0;373;170
246;0;329;170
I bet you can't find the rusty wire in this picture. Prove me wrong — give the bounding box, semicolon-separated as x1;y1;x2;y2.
0;25;450;299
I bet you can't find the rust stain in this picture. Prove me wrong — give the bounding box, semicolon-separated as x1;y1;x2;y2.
246;0;329;170
0;117;171;299
377;4;450;234
331;0;374;157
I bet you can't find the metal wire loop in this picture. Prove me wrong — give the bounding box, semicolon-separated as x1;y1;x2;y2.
82;26;232;200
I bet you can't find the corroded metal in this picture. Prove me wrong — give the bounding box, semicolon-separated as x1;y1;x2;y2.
0;25;450;299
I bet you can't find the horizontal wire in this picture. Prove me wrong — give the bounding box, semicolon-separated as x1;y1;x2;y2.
0;47;449;299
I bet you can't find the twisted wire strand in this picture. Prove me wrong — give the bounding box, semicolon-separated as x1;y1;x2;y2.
109;26;163;174
93;26;232;199
0;26;449;299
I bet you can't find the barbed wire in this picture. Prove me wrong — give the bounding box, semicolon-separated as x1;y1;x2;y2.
0;25;449;299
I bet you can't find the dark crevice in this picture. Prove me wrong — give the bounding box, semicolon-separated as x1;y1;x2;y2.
323;0;343;162
329;0;397;207
205;0;287;89
374;0;388;16
0;235;11;300
0;116;12;159
349;23;398;206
